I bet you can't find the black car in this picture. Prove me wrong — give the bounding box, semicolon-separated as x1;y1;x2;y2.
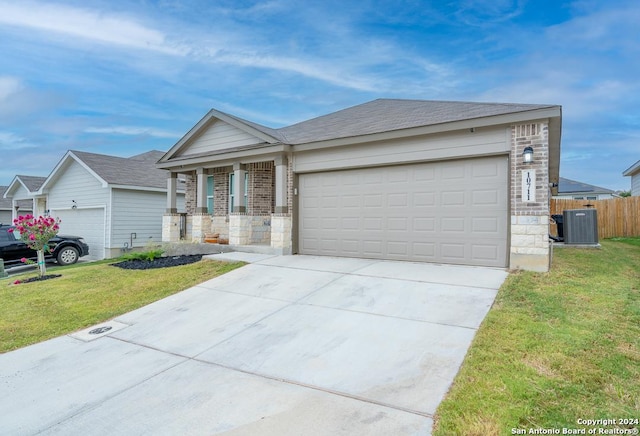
0;224;90;267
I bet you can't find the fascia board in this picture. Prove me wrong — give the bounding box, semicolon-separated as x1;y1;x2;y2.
157;144;291;171
108;184;186;193
623;160;640;176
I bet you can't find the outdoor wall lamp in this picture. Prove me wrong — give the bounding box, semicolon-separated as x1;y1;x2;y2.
522;146;534;163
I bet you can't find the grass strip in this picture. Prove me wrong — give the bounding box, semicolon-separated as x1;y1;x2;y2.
434;239;640;435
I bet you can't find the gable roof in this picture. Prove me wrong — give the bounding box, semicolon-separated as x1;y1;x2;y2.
42;150;172;192
623;159;640;176
158;98;562;181
3;175;47;199
0;186;33;212
558;177;615;195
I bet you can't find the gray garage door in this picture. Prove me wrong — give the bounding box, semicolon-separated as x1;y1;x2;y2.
298;156;508;267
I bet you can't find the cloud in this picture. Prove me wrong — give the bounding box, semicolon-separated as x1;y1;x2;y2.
0;131;35;150
84;126;181;139
0;76;23;101
0;1;186;55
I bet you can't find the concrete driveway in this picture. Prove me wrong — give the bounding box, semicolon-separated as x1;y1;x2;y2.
0;254;508;435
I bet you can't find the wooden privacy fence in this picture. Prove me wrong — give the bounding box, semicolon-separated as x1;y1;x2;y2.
550;197;640;239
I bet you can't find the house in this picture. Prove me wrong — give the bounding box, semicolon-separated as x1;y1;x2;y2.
3;175;47;221
33;150;185;260
623;159;640;196
158;99;562;272
0;186;33;224
553;177;618;200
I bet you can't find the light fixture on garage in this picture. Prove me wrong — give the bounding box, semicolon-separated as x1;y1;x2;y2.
522;146;534;164
72;200;77;210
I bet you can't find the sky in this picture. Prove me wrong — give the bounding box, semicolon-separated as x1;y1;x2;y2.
0;0;638;192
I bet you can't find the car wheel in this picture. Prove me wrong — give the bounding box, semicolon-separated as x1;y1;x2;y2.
57;246;79;265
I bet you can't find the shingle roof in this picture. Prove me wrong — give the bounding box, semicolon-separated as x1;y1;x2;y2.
558;177;615;194
71;150;169;189
0;186;8;209
16;175;47;192
275;99;557;144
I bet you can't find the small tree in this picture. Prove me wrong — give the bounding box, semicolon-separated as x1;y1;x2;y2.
9;215;61;278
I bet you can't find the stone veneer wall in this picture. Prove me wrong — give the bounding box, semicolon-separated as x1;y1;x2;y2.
510;122;551;272
250;215;271;244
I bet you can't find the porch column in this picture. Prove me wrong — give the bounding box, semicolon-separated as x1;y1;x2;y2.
166;172;178;213
274;155;288;213
233;163;247;213
195;167;208;214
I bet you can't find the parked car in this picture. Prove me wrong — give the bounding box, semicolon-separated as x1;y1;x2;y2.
0;224;90;267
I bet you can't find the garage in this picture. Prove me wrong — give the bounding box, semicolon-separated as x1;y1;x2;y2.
51;208;106;261
298;155;508;267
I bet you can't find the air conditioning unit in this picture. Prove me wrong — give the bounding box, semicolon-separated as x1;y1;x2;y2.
563;209;598;244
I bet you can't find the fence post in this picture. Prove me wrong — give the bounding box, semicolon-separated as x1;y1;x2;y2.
0;259;7;278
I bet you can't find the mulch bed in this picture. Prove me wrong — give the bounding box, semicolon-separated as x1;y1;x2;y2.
111;255;203;270
15;274;62;284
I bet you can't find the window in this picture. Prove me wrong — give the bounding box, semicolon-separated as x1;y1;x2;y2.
206;175;214;214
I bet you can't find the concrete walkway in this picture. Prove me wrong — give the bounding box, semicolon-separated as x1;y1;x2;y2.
0;254;508;435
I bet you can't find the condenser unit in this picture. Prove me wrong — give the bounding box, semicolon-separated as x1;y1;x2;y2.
563;209;599;245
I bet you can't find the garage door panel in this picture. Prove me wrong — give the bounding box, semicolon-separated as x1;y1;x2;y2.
52;208;105;260
299;156;507;267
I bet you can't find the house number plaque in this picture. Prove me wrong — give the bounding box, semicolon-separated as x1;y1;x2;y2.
522;169;536;203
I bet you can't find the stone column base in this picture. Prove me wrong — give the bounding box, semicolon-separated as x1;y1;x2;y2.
271;214;292;255
162;214;181;243
229;214;251;245
191;214;212;243
510;215;550;272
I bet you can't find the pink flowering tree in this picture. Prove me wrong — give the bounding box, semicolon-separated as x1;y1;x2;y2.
9;214;61;278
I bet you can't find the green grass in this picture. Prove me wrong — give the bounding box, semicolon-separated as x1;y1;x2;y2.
433;238;640;435
0;258;244;353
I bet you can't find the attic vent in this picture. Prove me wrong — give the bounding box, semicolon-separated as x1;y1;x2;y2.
515;124;539;138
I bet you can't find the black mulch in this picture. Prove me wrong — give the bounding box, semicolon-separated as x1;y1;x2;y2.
16;274;62;284
111;255;204;270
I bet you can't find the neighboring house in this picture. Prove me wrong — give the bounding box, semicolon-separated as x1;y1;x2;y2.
553;177;618;200
0;186;33;224
623;159;640;196
36;150;185;260
3;176;47;220
158;99;562;272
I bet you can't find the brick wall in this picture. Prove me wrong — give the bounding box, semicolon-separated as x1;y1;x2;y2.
248;162;274;215
185;172;196;215
510;122;550;215
212;167;231;217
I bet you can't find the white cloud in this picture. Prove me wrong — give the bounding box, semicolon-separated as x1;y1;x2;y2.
0;1;186;55
0;131;34;149
85;126;181;139
0;76;23;101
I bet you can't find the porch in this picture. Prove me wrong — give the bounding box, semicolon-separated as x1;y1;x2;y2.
162;156;293;254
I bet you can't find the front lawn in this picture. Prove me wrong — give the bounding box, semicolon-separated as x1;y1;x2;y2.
433;238;640;435
0;258;244;353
